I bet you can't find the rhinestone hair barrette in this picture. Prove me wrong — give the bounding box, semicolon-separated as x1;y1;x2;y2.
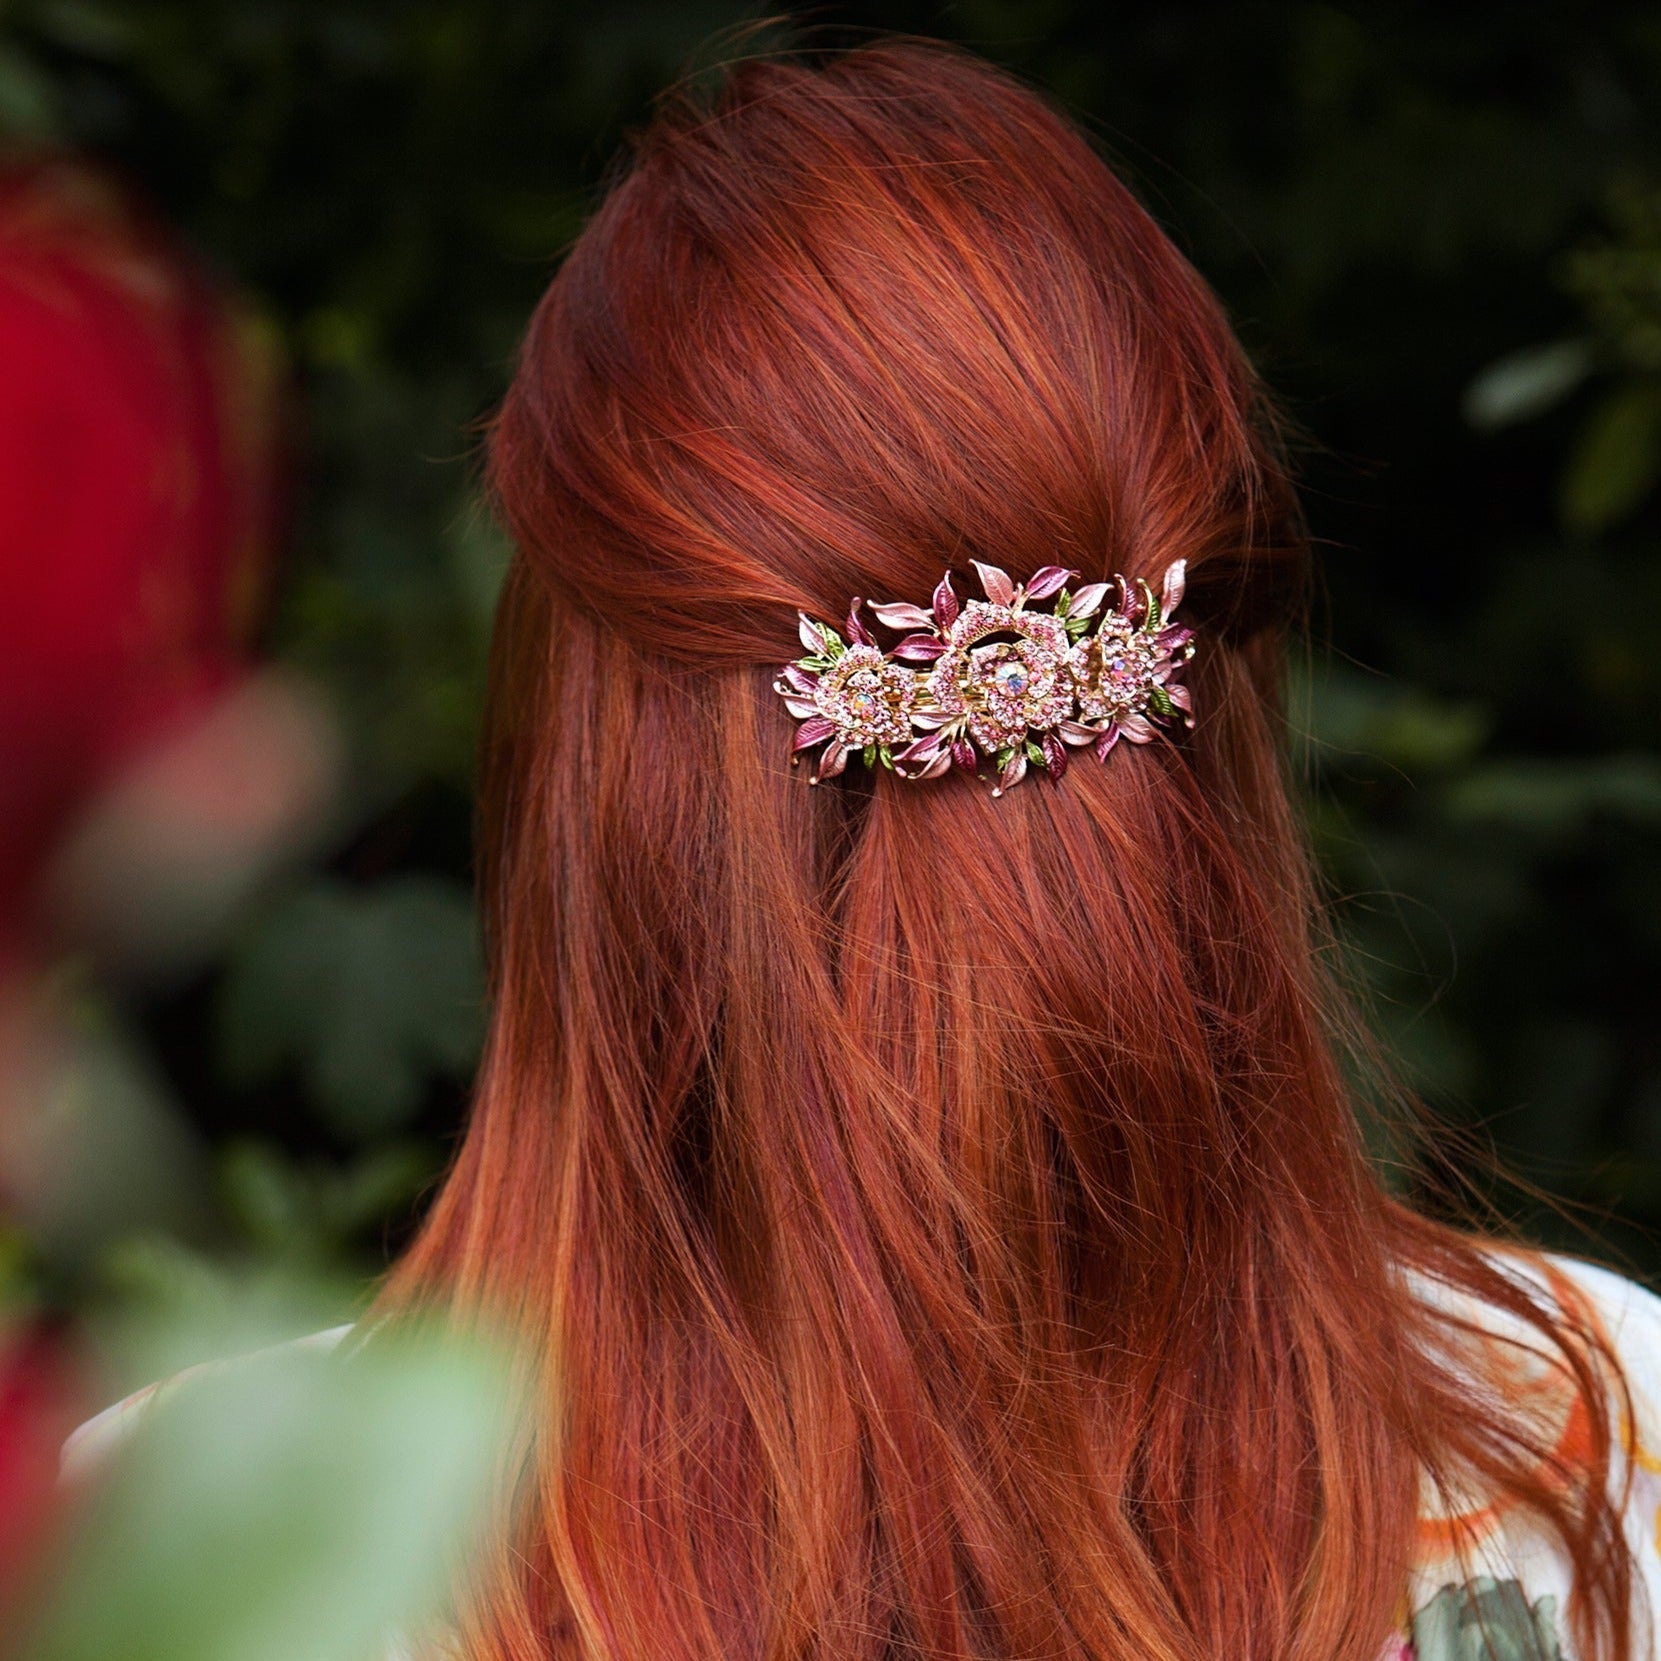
774;558;1197;795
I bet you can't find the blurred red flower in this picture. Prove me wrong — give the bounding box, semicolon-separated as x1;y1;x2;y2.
0;1324;78;1639
0;156;288;944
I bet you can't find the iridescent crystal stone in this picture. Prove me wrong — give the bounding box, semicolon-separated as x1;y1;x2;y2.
994;658;1029;695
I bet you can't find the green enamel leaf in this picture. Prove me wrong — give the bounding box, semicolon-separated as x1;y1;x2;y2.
1147;685;1176;718
1024;740;1045;765
862;743;878;767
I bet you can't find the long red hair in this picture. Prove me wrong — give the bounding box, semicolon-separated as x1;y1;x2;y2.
381;37;1638;1661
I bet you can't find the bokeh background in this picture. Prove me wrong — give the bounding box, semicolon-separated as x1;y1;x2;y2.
4;0;1661;1364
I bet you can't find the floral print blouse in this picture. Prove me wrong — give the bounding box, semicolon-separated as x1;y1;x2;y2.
62;1252;1661;1660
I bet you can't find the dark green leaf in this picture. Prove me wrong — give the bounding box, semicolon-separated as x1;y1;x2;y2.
1560;382;1661;537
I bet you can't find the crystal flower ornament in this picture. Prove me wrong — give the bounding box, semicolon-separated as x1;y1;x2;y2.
774;559;1197;794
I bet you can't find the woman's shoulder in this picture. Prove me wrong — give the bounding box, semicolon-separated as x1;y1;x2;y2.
1524;1248;1661;1474
1521;1248;1661;1472
1542;1249;1661;1347
1478;1245;1661;1400
1412;1242;1661;1480
1408;1242;1661;1365
59;1322;356;1483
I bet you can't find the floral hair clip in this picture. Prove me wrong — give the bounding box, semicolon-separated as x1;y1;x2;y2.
774;558;1197;795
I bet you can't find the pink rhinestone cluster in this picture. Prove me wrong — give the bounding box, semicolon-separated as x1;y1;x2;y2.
775;559;1197;795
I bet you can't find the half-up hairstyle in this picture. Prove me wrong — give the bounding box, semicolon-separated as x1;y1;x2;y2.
381;36;1639;1661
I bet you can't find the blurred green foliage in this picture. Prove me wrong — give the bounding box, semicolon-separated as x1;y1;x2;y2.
27;1317;513;1661
1;0;1659;1338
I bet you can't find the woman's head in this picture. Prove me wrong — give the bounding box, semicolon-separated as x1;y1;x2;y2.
490;38;1303;670
388;37;1635;1661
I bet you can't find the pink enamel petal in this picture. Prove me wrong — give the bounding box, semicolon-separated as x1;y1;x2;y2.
1117;574;1144;623
846;598;875;647
932;573;960;629
1161;558;1187;618
1039;731;1068;778
793;716;837;751
1060;719;1099;746
798;612;827;653
910;705;953;730
813;742;850;782
972;560;1016;606
1094;724;1121;760
1067;582;1110;619
778;663;819;694
895;732;947;769
991;750;1028;795
892;634;947;662
1156;624;1195;653
950;735;977;772
1021;565;1076;602
782;696;820;719
868;600;935;631
1118;713;1158;743
918;749;954;780
1166;683;1192;711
